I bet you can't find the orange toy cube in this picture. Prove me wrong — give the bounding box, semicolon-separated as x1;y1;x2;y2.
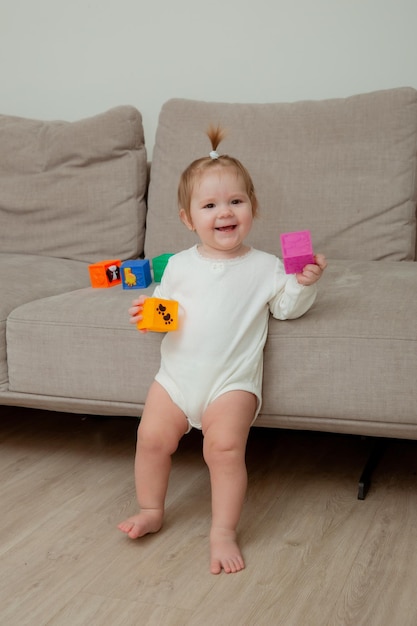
137;298;179;332
89;259;121;288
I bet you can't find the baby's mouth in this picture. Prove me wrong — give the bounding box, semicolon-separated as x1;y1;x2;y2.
216;225;236;232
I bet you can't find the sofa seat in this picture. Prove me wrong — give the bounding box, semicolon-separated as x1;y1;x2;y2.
6;284;160;414
0;253;90;390
259;259;417;438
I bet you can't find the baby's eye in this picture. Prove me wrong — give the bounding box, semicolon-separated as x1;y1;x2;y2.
231;198;242;205
204;203;215;209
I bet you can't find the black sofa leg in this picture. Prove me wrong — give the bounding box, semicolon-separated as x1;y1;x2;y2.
357;438;387;500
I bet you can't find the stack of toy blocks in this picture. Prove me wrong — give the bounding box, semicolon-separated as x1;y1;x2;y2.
88;255;179;333
89;254;175;289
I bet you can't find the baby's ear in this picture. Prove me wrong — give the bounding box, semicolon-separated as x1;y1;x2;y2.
179;208;194;231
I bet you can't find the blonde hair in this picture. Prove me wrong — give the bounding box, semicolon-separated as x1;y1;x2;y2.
178;125;259;221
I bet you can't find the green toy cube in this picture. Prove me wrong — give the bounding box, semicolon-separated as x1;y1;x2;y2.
152;253;174;282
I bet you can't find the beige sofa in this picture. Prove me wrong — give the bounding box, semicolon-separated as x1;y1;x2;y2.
1;87;417;444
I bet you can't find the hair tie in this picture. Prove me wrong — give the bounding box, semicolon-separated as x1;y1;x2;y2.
209;150;219;160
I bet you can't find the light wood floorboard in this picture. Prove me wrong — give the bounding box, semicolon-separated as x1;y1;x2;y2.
1;406;416;625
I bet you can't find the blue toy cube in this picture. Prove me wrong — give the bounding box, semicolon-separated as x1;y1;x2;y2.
121;259;152;289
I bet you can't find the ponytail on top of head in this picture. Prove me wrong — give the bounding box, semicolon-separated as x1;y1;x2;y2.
207;124;227;153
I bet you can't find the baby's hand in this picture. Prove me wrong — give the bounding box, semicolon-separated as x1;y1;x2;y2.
296;253;327;286
128;295;148;333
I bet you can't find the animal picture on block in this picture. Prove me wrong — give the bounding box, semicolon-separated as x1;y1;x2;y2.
88;260;121;288
280;230;315;274
137;298;179;332
121;259;152;289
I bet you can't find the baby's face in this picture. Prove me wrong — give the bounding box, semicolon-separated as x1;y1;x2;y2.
180;167;254;259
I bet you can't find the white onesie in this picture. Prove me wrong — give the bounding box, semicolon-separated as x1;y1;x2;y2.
152;245;317;429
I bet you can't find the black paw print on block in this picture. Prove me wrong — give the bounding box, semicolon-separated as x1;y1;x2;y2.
156;303;175;326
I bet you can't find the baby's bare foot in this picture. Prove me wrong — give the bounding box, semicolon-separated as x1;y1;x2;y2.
118;509;163;539
210;528;245;574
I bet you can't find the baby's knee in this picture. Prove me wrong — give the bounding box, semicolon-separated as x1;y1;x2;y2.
203;436;242;468
137;422;179;456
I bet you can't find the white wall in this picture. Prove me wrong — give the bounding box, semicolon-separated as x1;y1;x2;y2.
2;0;416;154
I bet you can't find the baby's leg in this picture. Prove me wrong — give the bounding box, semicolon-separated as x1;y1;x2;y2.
202;391;257;574
118;381;188;539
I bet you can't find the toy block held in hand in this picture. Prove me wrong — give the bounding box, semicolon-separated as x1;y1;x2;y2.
88;259;121;288
137;297;179;332
152;253;174;282
121;259;152;289
280;230;315;274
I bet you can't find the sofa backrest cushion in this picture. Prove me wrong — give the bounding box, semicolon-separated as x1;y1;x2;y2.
0;106;147;263
146;88;417;261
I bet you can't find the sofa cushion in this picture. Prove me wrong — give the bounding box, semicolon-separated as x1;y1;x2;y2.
0;253;90;390
258;259;417;438
0;106;148;264
146;88;417;262
6;286;159;405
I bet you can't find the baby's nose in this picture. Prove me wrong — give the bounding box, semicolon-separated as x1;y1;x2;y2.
218;203;233;216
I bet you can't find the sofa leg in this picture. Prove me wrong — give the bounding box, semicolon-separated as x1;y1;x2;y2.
357;438;387;500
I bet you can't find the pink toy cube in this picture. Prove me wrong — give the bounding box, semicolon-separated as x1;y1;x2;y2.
280;230;314;274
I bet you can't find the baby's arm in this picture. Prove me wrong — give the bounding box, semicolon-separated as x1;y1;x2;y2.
296;253;327;286
269;253;327;320
128;294;148;333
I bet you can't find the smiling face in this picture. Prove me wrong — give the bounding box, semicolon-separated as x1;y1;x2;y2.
180;166;254;259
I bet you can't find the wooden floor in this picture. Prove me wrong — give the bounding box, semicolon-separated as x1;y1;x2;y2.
1;407;416;626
